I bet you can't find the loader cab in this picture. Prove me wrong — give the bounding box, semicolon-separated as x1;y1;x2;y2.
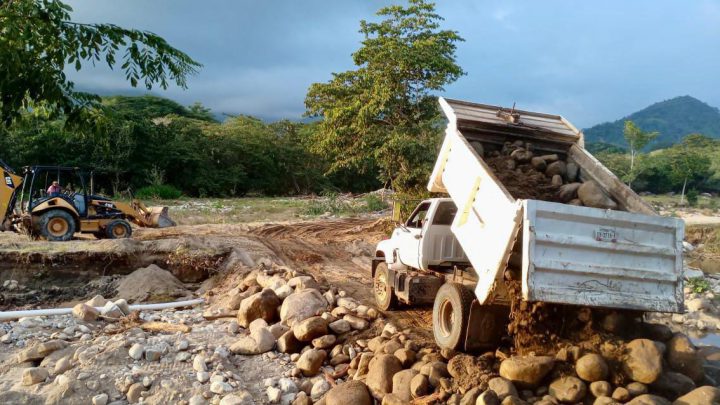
19;166;91;217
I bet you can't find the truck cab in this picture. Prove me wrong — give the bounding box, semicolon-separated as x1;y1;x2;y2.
373;198;470;311
376;198;467;272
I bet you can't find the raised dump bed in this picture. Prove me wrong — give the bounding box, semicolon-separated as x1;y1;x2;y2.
427;97;683;313
373;97;684;351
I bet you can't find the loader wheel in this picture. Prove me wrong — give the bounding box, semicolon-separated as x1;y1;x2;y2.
106;220;132;239
374;262;397;310
433;282;474;351
39;210;76;241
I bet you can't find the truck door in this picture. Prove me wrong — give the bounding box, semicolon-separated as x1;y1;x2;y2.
397;202;431;269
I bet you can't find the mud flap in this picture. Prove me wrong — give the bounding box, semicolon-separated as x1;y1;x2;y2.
464;300;510;352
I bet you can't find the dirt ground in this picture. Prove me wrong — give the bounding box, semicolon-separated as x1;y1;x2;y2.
0;214;434;335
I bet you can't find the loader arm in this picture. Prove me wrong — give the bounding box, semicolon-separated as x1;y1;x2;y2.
1;160;23;230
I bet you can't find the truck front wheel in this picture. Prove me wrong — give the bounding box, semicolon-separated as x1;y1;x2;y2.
433;282;473;351
373;262;397;310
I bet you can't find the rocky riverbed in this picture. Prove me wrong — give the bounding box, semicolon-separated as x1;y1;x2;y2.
1;260;719;405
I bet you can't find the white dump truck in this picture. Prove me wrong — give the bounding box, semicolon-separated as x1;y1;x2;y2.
373;98;684;351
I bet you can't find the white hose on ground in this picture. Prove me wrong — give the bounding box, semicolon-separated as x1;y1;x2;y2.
0;298;204;322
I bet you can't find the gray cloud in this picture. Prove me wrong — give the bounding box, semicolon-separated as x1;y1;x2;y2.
65;0;720;128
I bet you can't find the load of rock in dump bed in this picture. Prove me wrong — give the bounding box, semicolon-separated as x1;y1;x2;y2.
471;139;619;210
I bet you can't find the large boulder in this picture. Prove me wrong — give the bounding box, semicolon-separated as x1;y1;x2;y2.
280;289;328;327
673;386;720;405
72;303;99;322
476;390;500;405
392;369;418;401
226;286;261;310
17;340;67;363
626;394;671;405
366;354;403;400
499;356;555;388
21;367;48;385
549;376;587;403
410;373;430;398
546;161;567;177
229;325;275;355
623;339;663;384
277;330;303;354
325;381;372;405
293;316;328;342
578;180;618;210
666;334;705;383
558;183;582;202
297;349;326;376
566;162;579;182
650;371;695;400
488;377;518;401
236;288;281;328
576;354;609;382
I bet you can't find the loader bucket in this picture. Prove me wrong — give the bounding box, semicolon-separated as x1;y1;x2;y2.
148;206;177;228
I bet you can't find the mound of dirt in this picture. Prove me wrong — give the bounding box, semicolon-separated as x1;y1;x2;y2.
114;264;192;303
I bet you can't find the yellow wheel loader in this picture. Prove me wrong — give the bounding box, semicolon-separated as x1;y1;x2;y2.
1;160;175;241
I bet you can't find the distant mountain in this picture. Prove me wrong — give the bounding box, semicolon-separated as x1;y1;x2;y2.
584;96;720;151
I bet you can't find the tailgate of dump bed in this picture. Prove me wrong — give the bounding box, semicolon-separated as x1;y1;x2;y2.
522;200;684;313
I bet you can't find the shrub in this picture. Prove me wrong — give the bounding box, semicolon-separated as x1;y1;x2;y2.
687;189;699;207
687;277;710;293
364;194;388;212
135;184;182;200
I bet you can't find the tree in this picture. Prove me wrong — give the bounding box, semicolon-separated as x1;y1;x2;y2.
305;0;464;193
0;0;200;123
623;120;658;187
669;136;712;205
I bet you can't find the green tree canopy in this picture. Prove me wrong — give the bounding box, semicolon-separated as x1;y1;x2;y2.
305;0;464;193
668;135;712;204
0;0;200;123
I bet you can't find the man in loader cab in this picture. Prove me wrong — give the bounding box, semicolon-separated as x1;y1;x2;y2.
47;181;62;196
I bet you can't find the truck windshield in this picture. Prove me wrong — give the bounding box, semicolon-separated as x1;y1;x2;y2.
432;201;457;226
406;202;431;228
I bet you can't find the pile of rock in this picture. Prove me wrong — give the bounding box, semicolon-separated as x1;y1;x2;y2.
474;139;619;209
72;295;132;322
313;323;720;405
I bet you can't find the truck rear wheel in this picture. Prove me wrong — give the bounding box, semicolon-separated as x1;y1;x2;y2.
373;262;397;310
105;220;132;239
38;209;76;241
433;282;474;351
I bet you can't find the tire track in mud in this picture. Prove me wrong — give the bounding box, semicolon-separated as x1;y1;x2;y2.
247;219;434;341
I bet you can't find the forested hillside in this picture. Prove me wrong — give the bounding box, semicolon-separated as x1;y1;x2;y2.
585;96;720;151
0;95;381;198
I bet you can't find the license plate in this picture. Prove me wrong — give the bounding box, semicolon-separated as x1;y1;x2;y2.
594;228;617;242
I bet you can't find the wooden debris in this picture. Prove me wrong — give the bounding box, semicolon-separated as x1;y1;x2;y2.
140;322;191;333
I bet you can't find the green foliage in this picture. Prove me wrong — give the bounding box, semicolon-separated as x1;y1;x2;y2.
0;94;370;198
624;120;659;153
0;0;200;123
135;184;182;200
302;192;389;216
585;96;720;150
305;0;464;194
687;189;699;206
596;133;715;195
622;120;658;186
687;277;711;294
364;194;387;212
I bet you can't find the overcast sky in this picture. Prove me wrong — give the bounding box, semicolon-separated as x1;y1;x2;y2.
65;0;720;128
